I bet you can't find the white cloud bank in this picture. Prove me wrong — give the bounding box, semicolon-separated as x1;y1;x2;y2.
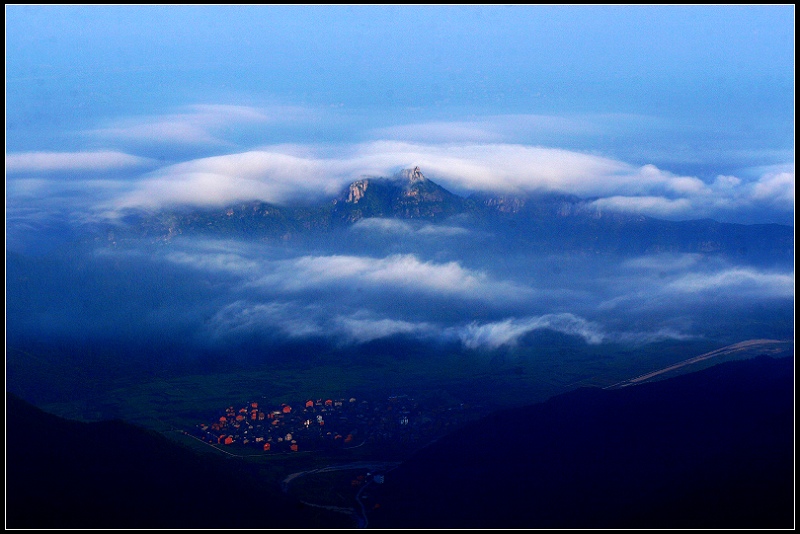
96;140;793;224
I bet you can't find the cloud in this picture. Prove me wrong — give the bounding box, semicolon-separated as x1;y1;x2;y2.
416;224;471;237
251;253;531;301
588;196;694;218
159;241;531;304
208;301;325;340
333;315;436;344
351;218;471;237
105;140;784;218
622;253;704;272
8;177;131;198
667;267;794;298
6;151;152;173
15;110;787;225
166;249;261;276
106;150;348;211
9;100;775;224
707;165;794;211
99;142;655;213
348;141;637;196
581;164;795;222
207;300;436;345
368;113;649;144
88;103;312;146
453;313;607;349
712;174;742;189
350;218;415;234
205;300;693;350
599;263;795;312
614;328;696;345
750;169;794;205
95;121;222;145
371;120;505;143
451;314;699;350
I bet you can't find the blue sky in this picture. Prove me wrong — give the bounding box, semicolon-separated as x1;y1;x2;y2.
6;5;795;225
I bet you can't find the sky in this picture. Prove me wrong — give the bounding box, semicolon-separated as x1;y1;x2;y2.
4;6;796;403
6;5;795;227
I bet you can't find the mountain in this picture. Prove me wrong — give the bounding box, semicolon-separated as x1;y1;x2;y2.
332;166;470;222
365;355;795;529
100;167;792;264
5;392;351;529
116;166;472;240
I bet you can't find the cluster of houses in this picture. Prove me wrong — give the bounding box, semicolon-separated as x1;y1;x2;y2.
193;395;481;453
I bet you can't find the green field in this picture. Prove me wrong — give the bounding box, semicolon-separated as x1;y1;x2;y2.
27;335;792;434
8;334;793;514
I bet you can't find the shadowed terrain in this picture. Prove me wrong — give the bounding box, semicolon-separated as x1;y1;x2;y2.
5;392;351;529
367;355;794;529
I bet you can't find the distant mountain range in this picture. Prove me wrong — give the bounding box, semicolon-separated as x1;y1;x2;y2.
108;167;793;263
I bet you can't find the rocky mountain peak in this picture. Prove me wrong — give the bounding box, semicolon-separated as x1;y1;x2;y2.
398;166;426;183
346;179;370;204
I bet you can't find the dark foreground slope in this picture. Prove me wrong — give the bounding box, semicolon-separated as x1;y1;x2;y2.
5;393;350;529
368;355;795;529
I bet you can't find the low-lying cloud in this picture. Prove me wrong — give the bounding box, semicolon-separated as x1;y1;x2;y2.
333;315;437;344
588;195;694;218
206;302;698;351
209;300;326;340
453;314;606;349
597;260;794;313
350;218;472;238
252;253;531;302
161;241;533;303
668;267;795;298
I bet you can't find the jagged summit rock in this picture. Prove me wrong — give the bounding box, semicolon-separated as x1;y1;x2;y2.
333;166;466;221
342;165;425;206
398;166;426;183
346;179;370;204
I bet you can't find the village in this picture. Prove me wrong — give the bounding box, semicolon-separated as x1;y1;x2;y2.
193;394;483;454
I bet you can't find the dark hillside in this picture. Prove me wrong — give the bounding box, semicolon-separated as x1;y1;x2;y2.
368;355;795;529
5;393;350;529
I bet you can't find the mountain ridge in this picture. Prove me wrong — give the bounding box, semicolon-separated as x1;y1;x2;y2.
95;167;792;263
